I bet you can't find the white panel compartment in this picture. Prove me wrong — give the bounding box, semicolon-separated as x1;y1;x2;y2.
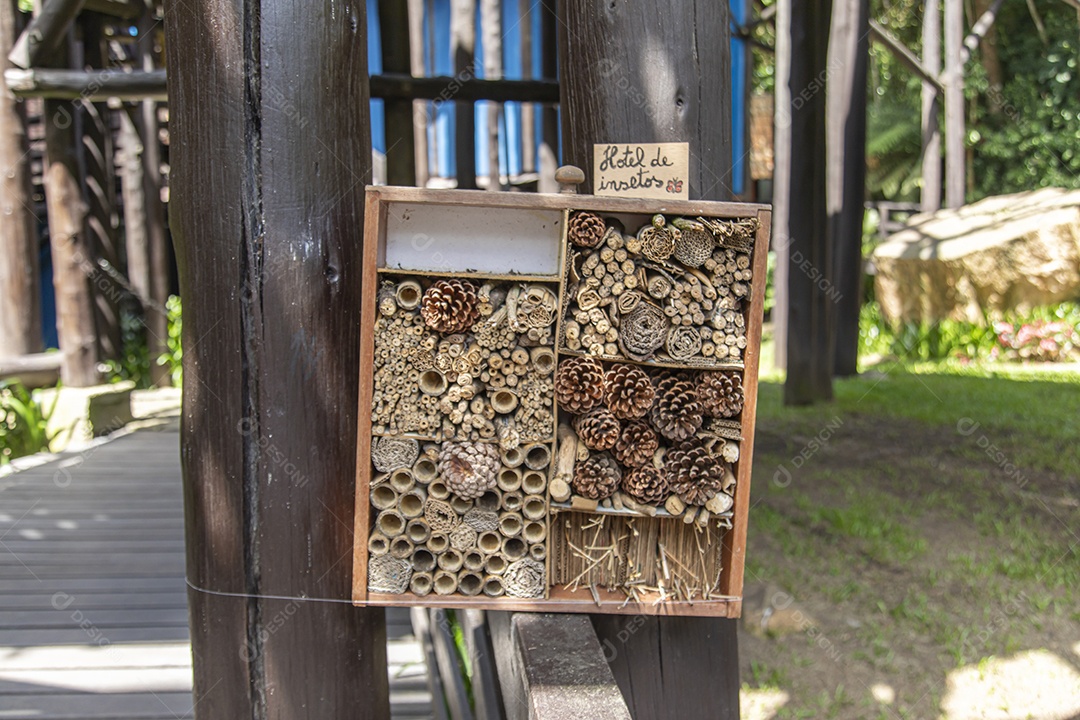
383;202;563;276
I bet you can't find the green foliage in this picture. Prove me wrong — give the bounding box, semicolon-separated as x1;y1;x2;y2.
866;101;922;201
17;0;32;12
859;300;1080;363
157;295;183;387
0;381;55;465
103;307;152;389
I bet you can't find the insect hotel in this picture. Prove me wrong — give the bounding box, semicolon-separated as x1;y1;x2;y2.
353;182;769;617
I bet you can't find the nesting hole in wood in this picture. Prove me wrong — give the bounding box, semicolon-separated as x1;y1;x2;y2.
478;531;502;555
412;548;436;573
499;514;522;537
428;532;449;553
371;485;397;510
503;536;527;561
458;572;483;596
521;471;546;495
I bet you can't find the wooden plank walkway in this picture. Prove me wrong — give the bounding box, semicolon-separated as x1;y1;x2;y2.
0;419;433;719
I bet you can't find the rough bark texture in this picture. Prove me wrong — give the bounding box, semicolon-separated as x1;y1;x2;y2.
557;3;739;718
782;0;834;405
164;0;389;716
828;0;869;377
0;0;42;358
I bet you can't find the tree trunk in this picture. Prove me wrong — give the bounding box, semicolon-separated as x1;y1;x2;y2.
557;3;738;717
164;1;390;716
451;0;476;189
828;0;869;377
782;0;835;405
0;0;43;358
118;109;148;301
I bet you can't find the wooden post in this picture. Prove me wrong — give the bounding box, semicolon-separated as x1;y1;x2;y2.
118;108;148;300
557;3;739;717
771;0;792;372
379;0;416;186
480;0;501;190
536;0;556;193
828;0;869;377
451;0;476;189
921;0;942;212
164;1;390;716
7;0;83;69
0;0;43;358
944;0;964;208
783;0;834;405
408;0;429;187
80;16;122;364
519;0;534;174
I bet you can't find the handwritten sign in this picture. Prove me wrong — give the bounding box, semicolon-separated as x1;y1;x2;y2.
593;142;689;200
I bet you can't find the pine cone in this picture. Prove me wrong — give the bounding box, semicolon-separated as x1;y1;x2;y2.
573;408;620;451
554;356;605;414
603;364;655;419
699;371;744;418
421;279;479;334
572;453;621;501
622;465;669;505
649;372;704;441
438;442;500;500
568;211;606;249
667;440;724;506
613;421;658;468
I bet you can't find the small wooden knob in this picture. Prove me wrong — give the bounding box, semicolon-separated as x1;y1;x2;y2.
555;165;585;194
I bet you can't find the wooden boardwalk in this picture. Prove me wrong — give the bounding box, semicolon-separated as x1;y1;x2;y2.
0;420;432;719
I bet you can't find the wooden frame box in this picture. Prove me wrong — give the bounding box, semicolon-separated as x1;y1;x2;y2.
353;186;769;618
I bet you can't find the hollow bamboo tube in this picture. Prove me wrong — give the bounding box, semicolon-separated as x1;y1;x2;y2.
450;495;474;515
522;495;546;520
376;510;405;538
413;457;437;484
482;576;505;597
529;543;546;561
476;490;502;512
502;491;523;513
389;468;415;494
419;369;448;396
501;446;524;469
389;536;413;559
477;531;502;555
428;533;449;553
523;521;547;544
503;536;527;561
367;533;390;556
530;346;555;375
437;548;464;572
410;572;433;597
463;550;485;572
524;443;551;470
398;488;426;518
406;519;431;544
371;484;398;511
412;547;436;573
498;513;522;538
489;388;519;414
485;554;507;575
433;570;457;595
428;480;450;500
396;280;422;309
521;470;546;495
497;467;522;492
457;571;483;596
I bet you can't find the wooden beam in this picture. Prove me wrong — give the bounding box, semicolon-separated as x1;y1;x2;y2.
5;68;168;100
772;0;792;371
407;0;430;187
451;0;477;189
0;353;61;388
536;0;557;193
0;0;44;357
461;610;506;720
519;0;535;174
481;0;502;190
944;0;965;207
378;0;416;186
783;0;835;404
489;612;631;720
921;0;942;212
81;0;140;19
164;0;390;716
8;0;85;69
868;19;945;94
828;0;870;377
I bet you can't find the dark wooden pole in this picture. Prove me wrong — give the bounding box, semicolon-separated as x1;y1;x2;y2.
782;0;834;405
921;0;942;212
164;0;390;716
0;0;43;358
379;0;416;186
451;0;476;189
7;0;83;69
557;4;738;718
80;16;122;364
519;0;534;174
828;0;869;377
